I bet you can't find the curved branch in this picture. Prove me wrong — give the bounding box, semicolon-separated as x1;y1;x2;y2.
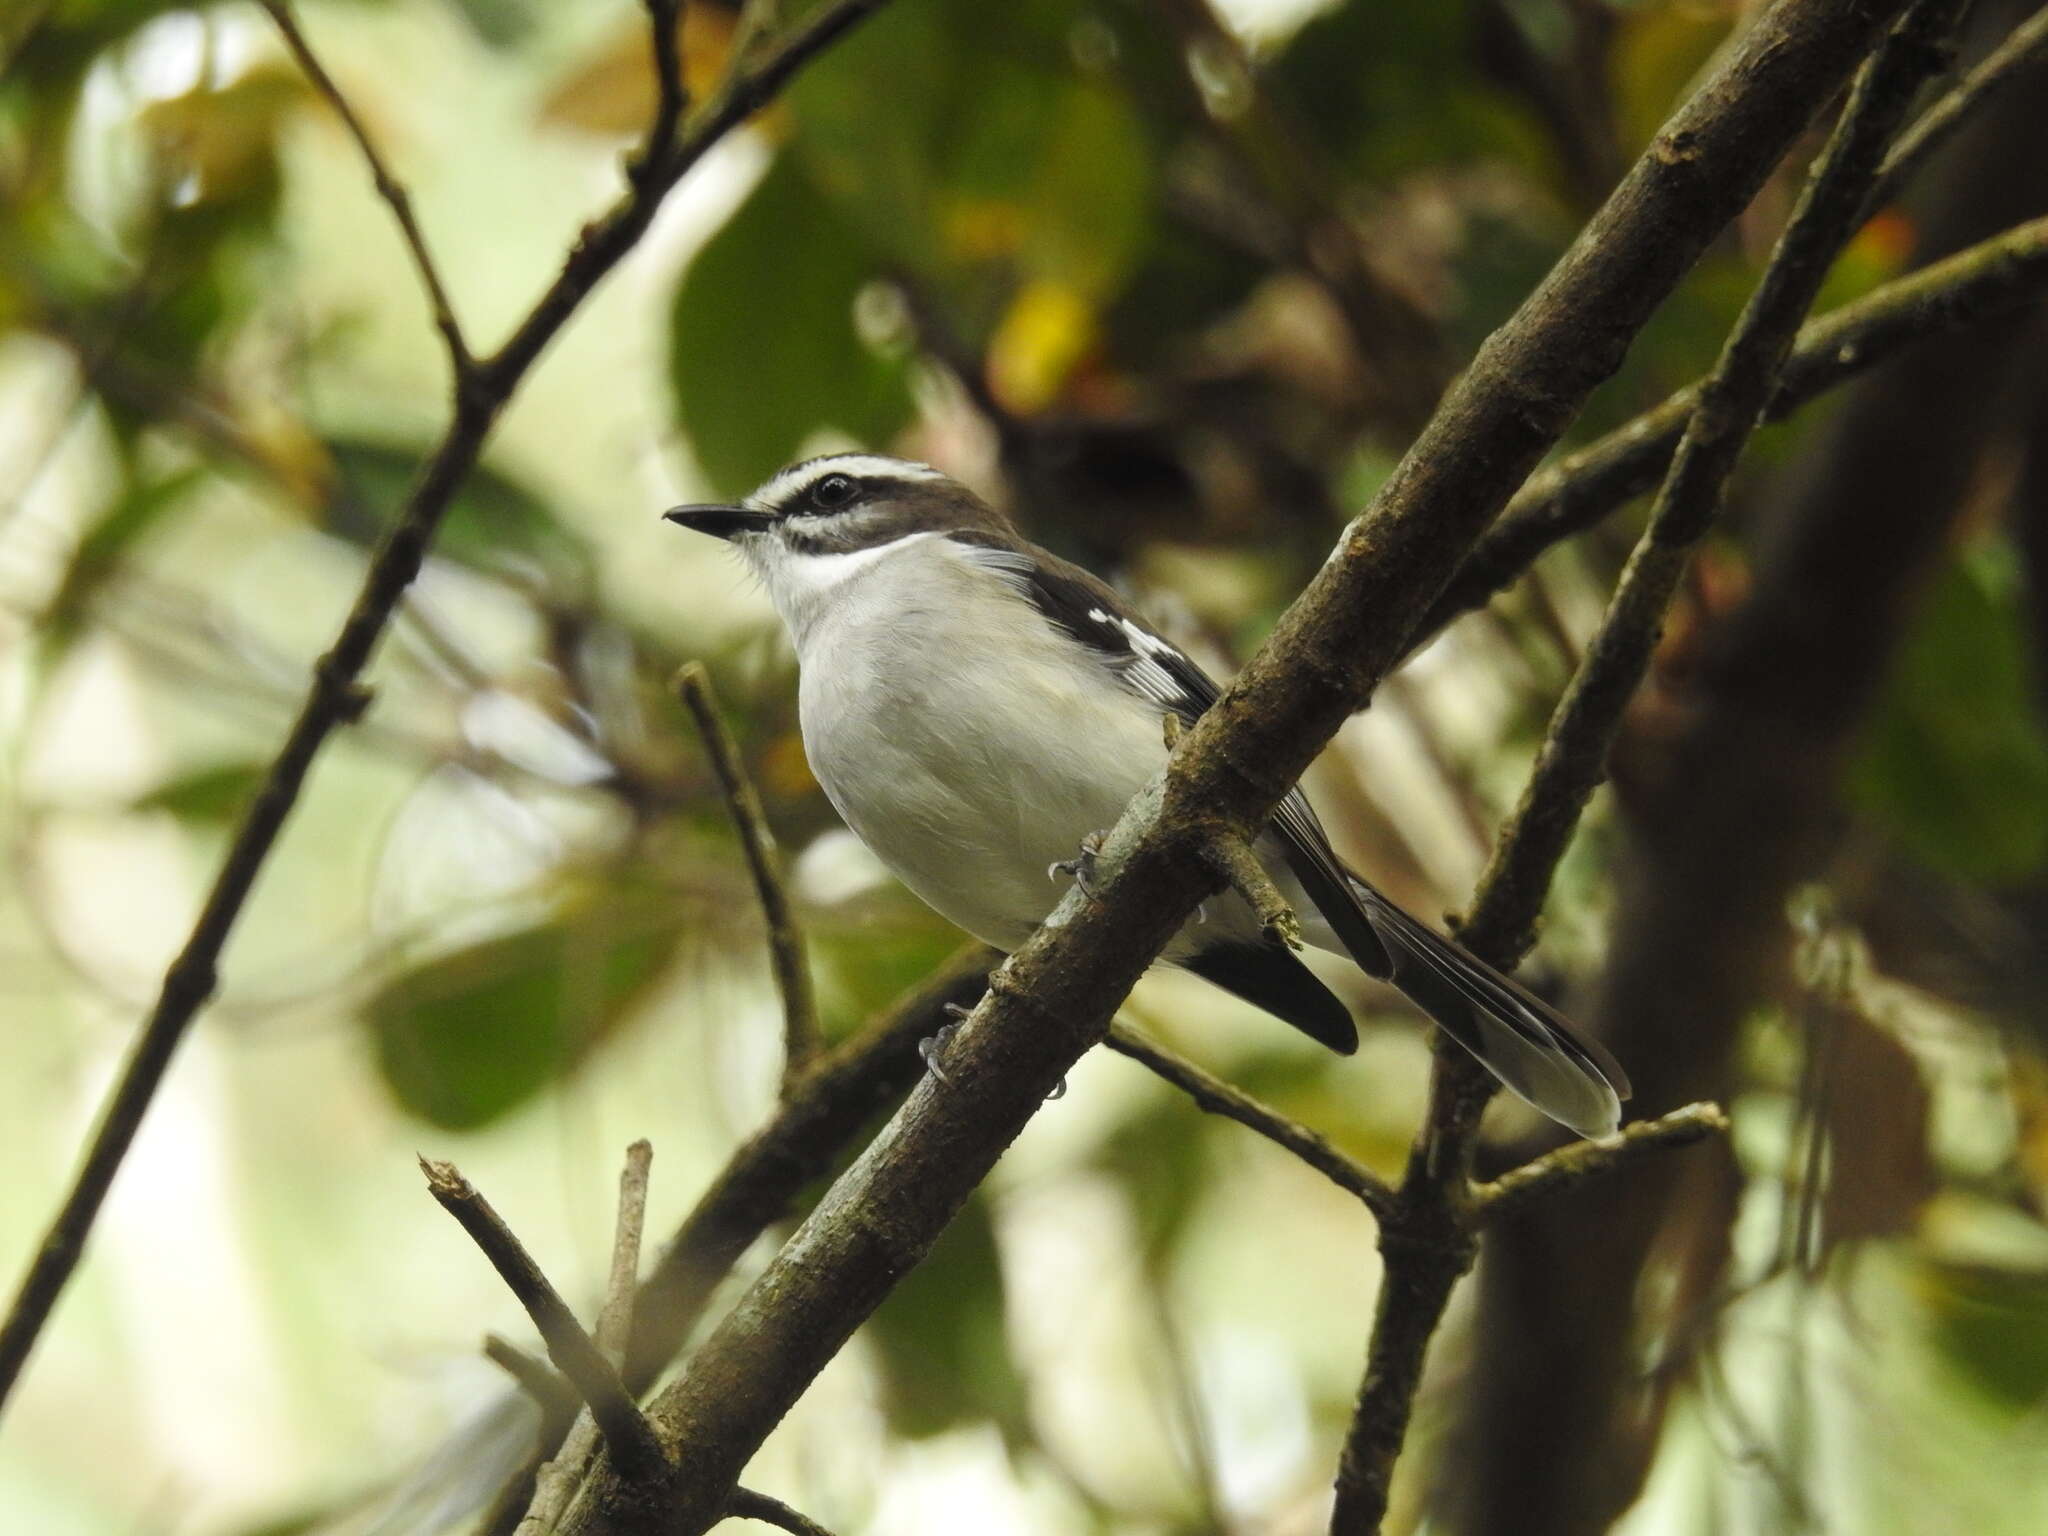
1103;1023;1393;1216
259;0;475;375
541;4;1918;1531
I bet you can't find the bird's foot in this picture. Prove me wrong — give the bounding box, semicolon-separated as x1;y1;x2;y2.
1047;830;1106;900
921;1028;958;1089
919;1001;1065;1100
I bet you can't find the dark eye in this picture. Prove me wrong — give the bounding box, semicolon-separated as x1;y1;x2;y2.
811;474;858;510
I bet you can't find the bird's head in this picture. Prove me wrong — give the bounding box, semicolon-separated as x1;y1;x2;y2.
663;453;1010;560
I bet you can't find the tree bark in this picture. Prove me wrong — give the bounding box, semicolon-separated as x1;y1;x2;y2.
1443;7;2048;1529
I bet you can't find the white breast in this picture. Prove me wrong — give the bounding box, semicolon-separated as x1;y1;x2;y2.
768;537;1174;953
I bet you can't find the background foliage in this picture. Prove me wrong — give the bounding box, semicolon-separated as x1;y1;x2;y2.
3;0;2048;1532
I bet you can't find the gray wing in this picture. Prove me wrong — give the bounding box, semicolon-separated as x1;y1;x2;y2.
946;531;1392;978
949;531;1631;1137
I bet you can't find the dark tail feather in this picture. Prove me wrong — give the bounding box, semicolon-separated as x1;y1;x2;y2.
1354;881;1629;1138
1184;941;1359;1055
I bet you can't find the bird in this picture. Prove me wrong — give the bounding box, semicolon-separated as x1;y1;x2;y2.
664;452;1629;1137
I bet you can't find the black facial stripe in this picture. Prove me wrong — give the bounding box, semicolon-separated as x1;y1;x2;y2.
781;526;840;555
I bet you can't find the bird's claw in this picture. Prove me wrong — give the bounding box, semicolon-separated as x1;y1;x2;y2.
918;1021;960;1085
1048;830;1106;899
921;1003;1066;1101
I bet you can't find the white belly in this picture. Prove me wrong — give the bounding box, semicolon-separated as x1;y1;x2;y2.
787;543;1174;953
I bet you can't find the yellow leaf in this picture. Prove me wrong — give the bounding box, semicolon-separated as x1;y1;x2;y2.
541;8;739;137
986;280;1096;415
941;197;1027;263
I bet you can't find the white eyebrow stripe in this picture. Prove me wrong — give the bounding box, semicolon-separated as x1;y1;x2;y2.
747;453;947;510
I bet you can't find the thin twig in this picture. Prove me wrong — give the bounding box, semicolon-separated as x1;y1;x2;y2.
521;1139;658;1529
1461;0;1969;966
631;0;689;189
420;1158;669;1484
597;1140;654;1360
0;0;894;1421
1472;1102;1731;1220
1104;1023;1394;1216
472;949;994;1536
726;1487;839;1536
676;663;821;1086
486;1334;582;1430
1413;211;2048;649
1873;3;2048;205
258;0;474;376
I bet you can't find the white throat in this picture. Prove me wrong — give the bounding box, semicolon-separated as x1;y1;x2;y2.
741;531;937;650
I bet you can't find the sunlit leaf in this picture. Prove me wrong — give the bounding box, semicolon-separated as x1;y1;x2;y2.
366;887;683;1129
867;1192;1029;1443
669;155;913;494
1849;544;2048;883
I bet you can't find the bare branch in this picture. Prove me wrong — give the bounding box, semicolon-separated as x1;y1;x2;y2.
1460;0;1970;966
467;950;994;1536
258;0;474;376
1874;3;2048;203
677;664;820;1085
536;6;1918;1530
1103;1023;1393;1216
421;1158;668;1485
0;0;895;1420
726;1488;839;1536
598;1141;653;1360
1473;1103;1731;1221
1328;9;1961;1528
1417;211;2048;644
487;1334;581;1431
632;0;689;189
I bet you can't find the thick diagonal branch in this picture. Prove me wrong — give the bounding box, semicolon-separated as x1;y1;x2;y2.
1461;0;1968;966
544;6;1916;1531
1329;10;1958;1527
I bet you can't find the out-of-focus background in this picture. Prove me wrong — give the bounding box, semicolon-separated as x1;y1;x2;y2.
4;0;2048;1531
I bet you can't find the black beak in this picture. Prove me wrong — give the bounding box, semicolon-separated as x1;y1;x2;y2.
662;503;775;540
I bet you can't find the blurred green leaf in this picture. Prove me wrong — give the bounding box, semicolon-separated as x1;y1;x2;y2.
809;910;961;1040
670;155;914;494
867;1192;1029;1443
784;0;1154;324
366;887;681;1129
133;762;265;823
443;0;541;49
324;438;591;577
1921;1259;2048;1410
1267;0;1545;182
44;464;206;639
1849;545;2048;883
